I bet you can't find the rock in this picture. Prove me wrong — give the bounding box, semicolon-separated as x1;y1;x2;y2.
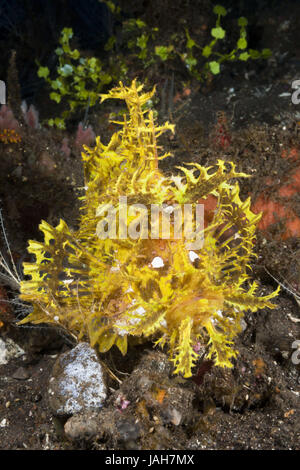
165;407;182;426
12;366;30;380
0;337;25;365
120;350;195;428
64;412;99;441
48;342;107;417
116;418;141;444
0;418;8;428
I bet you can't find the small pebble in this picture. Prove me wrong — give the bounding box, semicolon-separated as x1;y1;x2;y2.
64;413;99;441
12;367;30;380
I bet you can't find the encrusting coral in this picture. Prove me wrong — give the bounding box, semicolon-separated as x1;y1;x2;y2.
252;146;300;240
18;80;279;377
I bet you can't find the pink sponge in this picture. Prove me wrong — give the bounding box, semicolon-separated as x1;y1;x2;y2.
75;122;95;150
0;105;20;131
21;101;40;129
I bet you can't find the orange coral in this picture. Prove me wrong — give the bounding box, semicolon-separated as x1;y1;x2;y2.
155;388;167;404
252;146;300;239
252;195;300;239
281;147;299;162
0;128;21;144
252;196;285;229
